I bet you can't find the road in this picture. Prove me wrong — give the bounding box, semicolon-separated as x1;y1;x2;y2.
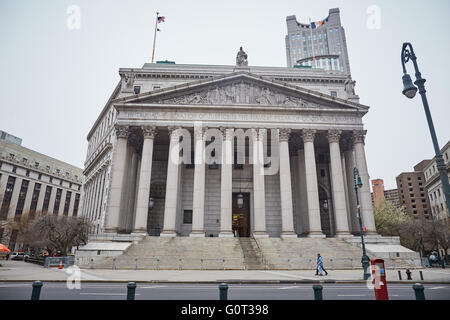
1;282;449;300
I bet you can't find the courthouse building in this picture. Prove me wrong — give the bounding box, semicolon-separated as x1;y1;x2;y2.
81;48;378;241
0;133;83;251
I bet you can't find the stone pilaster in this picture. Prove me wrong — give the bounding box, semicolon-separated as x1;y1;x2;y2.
342;138;359;234
191;127;207;237
252;128;268;238
278;129;296;238
161;127;182;237
302;129;325;237
219;127;234;237
105;125;130;233
327;130;351;237
352;130;377;235
133;126;157;235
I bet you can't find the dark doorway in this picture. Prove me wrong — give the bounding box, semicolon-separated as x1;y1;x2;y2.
232;193;250;237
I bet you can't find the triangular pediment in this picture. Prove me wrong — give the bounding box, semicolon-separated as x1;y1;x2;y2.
114;72;368;112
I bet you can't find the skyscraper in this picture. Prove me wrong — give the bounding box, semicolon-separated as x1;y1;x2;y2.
285;8;351;74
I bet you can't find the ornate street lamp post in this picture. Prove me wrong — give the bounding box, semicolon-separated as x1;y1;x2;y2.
401;42;450;217
354;167;371;280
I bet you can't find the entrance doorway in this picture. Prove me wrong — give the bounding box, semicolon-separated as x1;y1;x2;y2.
232;193;250;237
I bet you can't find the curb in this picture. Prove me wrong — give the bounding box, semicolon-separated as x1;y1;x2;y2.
1;279;449;284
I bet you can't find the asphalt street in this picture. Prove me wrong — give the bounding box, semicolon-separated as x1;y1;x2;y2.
0;282;449;300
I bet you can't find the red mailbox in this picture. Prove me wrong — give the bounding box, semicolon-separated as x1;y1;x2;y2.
370;259;389;300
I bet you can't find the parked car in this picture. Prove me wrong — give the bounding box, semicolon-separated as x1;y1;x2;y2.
11;252;30;261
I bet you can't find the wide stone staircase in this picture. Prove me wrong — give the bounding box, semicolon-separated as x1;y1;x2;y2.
255;237;365;270
239;237;265;270
86;236;245;270
79;236;420;270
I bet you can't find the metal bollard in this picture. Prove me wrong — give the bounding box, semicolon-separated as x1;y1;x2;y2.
419;270;424;281
398;270;402;280
412;283;425;300
31;281;43;300
406;269;412;280
312;284;323;300
219;283;228;300
127;282;137;300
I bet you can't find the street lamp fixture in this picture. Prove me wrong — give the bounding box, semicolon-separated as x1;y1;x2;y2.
354;167;371;280
149;197;155;209
401;42;450;217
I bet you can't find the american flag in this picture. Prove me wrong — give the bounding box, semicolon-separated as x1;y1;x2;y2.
157;16;165;23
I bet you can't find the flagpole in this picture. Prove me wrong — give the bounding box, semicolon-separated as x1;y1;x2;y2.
309;18;316;68
151;12;159;64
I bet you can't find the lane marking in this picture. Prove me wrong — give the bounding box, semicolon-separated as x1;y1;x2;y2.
79;293;141;296
429;286;444;290
338;294;366;297
260;271;318;280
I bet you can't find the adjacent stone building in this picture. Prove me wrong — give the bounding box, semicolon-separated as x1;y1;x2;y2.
0;134;83;251
424;140;450;220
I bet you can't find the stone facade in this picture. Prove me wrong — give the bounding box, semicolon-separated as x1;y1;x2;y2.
81;59;378;240
424;140;450;220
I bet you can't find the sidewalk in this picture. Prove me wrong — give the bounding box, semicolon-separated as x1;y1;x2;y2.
1;260;450;284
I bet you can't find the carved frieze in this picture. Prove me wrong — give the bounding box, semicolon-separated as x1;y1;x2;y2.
150;81;311;107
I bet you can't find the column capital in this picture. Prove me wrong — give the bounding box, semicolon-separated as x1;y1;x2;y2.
352;130;367;144
302;129;316;143
341;137;354;152
219;127;234;140
114;125;130;139
168;126;183;140
327;129;342;144
258;128;267;141
141;126;157;139
194;126;208;140
279;128;291;142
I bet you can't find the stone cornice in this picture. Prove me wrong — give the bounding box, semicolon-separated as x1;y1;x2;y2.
83;143;112;176
0;154;83;184
112;71;369;112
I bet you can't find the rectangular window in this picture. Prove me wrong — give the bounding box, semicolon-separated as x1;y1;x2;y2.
133;86;141;94
42;186;52;214
330;91;337;97
53;188;62;215
0;176;16;220
73;193;80;217
183;210;193;224
29;183;41;218
15;180;29;218
63;191;72;216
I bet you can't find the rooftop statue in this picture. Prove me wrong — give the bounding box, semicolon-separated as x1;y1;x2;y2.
236;47;248;67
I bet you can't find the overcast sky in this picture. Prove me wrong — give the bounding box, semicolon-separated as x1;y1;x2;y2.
1;0;449;190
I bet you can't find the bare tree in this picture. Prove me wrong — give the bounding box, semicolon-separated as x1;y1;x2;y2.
398;216;434;257
430;219;450;262
30;215;91;256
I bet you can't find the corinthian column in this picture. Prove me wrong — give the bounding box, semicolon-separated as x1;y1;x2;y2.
161;127;182;237
190;126;207;237
302;129;325;237
105;125;130;233
133;126;157;235
353;130;377;235
252;128;268;238
219;127;234;237
327;130;351;237
279;129;297;238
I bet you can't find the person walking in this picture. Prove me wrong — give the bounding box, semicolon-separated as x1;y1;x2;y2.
316;253;328;276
